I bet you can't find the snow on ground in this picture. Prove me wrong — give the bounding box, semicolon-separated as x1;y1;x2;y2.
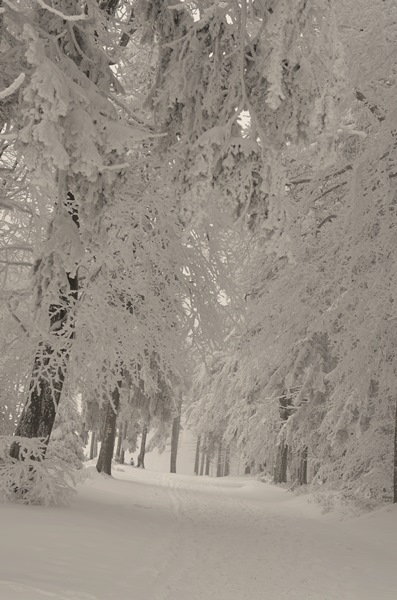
0;467;396;600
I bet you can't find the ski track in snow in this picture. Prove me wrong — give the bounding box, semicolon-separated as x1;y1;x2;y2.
1;467;397;599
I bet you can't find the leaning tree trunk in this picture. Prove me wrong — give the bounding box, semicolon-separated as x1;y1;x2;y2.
137;425;147;468
96;388;120;475
170;407;181;474
194;435;201;475
10;199;79;459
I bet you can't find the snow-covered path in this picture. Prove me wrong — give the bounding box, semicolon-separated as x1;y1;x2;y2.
0;468;396;600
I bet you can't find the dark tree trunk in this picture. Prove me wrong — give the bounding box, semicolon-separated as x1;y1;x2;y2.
274;442;288;484
96;388;120;475
194;435;201;475
137;425;147;468
394;400;397;503
216;442;223;477
205;452;211;476
170;407;181;474
224;445;230;476
298;447;308;485
10;198;79;460
89;430;97;460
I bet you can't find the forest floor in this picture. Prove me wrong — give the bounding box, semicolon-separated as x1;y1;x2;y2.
0;466;396;600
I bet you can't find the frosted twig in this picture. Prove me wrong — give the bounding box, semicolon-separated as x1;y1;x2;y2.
0;259;33;267
100;163;130;171
3;0;20;12
0;132;18;140
7;301;28;334
34;0;87;22
109;93;151;128
0;73;25;100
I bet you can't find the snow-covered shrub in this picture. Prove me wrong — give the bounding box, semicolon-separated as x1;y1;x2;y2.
46;396;85;470
0;436;77;506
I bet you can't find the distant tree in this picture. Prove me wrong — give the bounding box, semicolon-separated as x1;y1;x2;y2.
137;425;147;469
89;431;97;461
170;401;182;474
194;436;201;476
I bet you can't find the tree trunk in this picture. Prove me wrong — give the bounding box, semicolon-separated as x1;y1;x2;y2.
115;423;123;462
10;198;79;459
298;447;308;485
273;393;292;484
224;445;230;476
96;388;120;475
80;425;89;446
194;435;201;475
216;442;223;477
170;407;181;474
394;399;397;503
199;442;206;476
89;430;97;460
274;442;288;484
137;425;147;468
119;422;127;465
205;452;211;476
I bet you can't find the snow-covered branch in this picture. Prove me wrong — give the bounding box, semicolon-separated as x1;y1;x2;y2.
34;0;87;22
0;73;25;100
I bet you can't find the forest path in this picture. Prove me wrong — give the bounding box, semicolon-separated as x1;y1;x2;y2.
0;467;396;600
143;471;396;600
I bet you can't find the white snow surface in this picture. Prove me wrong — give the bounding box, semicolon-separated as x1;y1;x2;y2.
0;467;396;599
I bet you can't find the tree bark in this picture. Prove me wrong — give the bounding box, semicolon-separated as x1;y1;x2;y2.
137;425;147;468
216;441;223;477
170;407;181;474
194;435;201;475
96;388;120;475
